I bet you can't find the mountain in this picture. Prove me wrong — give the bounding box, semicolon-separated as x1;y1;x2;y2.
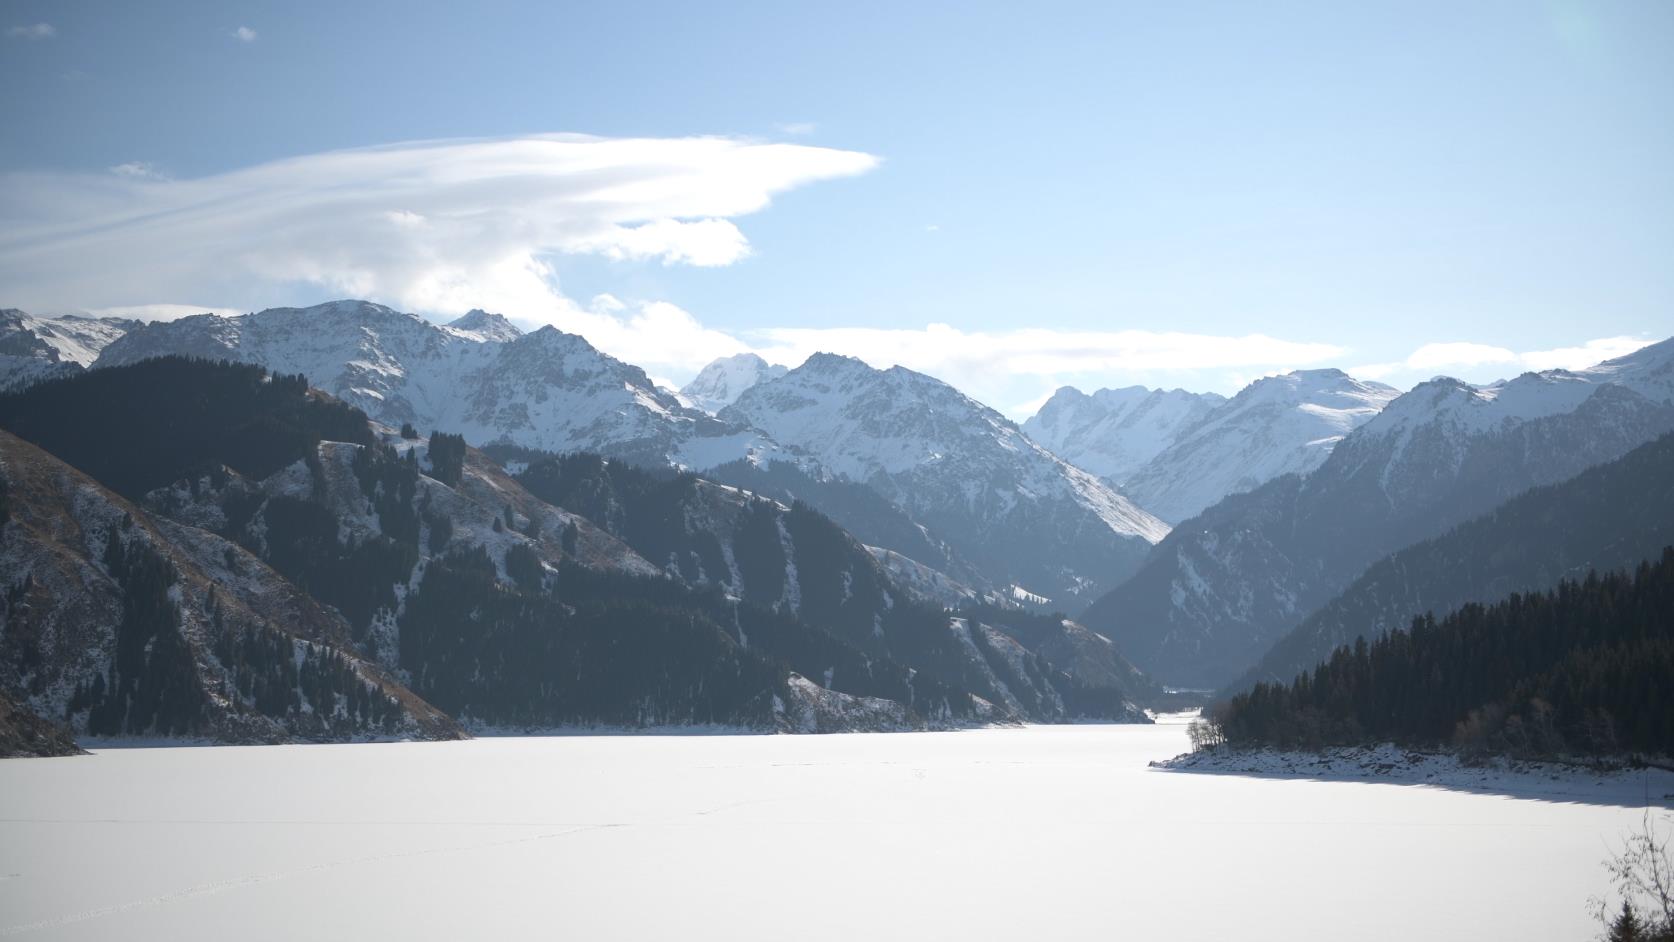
0;688;83;758
681;353;788;414
511;451;1152;721
1211;549;1674;759
0;309;137;391
720;353;1170;605
92;300;783;470
445;308;523;343
1081;338;1674;689
1023;385;1225;484
3;357;1158;732
1232;429;1674;695
701;457;991;592
1119;369;1399;524
0;428;465;744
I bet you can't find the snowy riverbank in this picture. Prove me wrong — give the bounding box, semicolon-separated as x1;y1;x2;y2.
1154;742;1674;807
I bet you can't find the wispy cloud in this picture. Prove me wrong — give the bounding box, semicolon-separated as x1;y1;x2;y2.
0;133;879;376
232;26;257;43
776;121;818;136
6;23;55;40
1351;336;1655;381
87;303;240;322
108;162;167;181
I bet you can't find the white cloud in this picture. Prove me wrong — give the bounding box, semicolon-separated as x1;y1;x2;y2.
776;122;818;136
86;303;241;322
0;133;880;366
232;26;257;42
6;22;54;40
1351;336;1655;381
109;162;167;181
748;324;1342;378
734;323;1343;414
1518;336;1655;371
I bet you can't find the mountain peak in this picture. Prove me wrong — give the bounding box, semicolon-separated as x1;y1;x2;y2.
446;308;522;342
800;351;874;373
680;352;788;414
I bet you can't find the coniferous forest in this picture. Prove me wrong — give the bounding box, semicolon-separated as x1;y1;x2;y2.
1210;548;1674;759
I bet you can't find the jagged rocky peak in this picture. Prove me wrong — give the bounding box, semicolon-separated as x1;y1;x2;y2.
1023;383;1226;484
680;352;789;414
1118;368;1400;524
721;352;1168;604
445;308;523;343
0;308;142;391
91;299;782;469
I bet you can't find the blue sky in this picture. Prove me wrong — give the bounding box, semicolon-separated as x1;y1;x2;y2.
2;1;1670;414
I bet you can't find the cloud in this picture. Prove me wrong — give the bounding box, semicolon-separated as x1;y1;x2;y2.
86;303;241;322
776;122;818;136
108;162;167;181
734;323;1344;413
232;26;257;42
1518;336;1655;371
1352;335;1655;381
6;22;54;40
0;132;880;355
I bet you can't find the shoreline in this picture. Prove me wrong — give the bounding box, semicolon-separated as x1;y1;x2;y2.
1153;742;1674;807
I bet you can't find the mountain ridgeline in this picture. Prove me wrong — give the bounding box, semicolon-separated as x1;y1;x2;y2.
0;357;1160;744
3;300;1673;753
1229;430;1674;695
1080;340;1674;689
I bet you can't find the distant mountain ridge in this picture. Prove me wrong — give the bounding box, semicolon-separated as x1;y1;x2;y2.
93;300;786;470
681;353;788;414
1081;338;1674;688
721;352;1169;605
1023;385;1225;484
1118;369;1399;524
0;309;138;391
1229;429;1674;696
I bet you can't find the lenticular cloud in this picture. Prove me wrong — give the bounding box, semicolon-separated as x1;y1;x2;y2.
0;133;881;315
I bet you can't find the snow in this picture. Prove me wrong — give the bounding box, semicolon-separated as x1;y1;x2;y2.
722;352;1168;544
1120;369;1400;524
1022;385;1226;483
680;353;788;415
0;721;1661;941
91;301;782;471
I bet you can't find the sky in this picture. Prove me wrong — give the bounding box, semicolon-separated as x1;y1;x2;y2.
1;1;1670;416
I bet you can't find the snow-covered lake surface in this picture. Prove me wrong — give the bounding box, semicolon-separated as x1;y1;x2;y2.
2;716;1667;940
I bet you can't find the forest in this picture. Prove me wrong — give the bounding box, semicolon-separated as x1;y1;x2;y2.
1209;548;1674;759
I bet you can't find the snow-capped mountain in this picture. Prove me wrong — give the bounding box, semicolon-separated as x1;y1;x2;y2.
92;300;783;470
0;309;138;390
681;353;788;414
720;353;1170;604
443;308;523;343
1023;385;1226;484
1080;338;1674;688
1118;369;1399;524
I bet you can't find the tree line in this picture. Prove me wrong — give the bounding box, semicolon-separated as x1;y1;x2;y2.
1209;548;1674;759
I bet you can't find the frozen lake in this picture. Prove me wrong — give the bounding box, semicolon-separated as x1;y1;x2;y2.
1;717;1665;940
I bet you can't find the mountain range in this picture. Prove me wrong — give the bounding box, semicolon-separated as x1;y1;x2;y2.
0;356;1158;747
2;299;1670;748
1080;338;1674;688
721;353;1169;603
